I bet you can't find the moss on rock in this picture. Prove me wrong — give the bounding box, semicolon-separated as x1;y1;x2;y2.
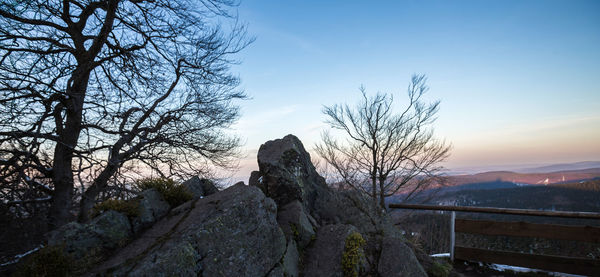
342;232;366;277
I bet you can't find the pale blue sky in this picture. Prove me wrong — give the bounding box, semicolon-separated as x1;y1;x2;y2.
227;0;600;180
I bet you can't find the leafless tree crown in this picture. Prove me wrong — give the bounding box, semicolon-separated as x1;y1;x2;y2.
0;0;251;226
315;75;451;209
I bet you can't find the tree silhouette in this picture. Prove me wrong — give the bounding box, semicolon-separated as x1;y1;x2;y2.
0;0;251;227
316;75;450;209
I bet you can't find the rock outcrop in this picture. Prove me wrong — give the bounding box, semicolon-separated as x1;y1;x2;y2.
33;134;428;277
250;134;426;277
91;183;286;276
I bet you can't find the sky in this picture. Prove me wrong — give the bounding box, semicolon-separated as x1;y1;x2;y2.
224;0;600;181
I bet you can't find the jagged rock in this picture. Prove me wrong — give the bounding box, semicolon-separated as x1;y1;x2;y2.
378;237;427;277
47;210;132;264
253;134;331;217
91;183;286;276
131;188;170;234
182;176;220;198
303;224;367;277
277;200;315;249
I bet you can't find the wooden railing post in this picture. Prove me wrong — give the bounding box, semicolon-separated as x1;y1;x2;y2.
450;211;455;261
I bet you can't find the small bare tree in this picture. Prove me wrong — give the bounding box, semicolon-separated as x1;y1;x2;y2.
315;75;450;209
0;0;250;227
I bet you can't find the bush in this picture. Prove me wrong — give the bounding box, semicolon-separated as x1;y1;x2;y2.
135;178;193;207
13;245;73;277
91;199;140;218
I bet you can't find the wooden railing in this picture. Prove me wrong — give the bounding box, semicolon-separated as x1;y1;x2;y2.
389;203;600;276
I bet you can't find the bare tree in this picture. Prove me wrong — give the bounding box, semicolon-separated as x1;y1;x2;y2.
0;0;251;227
315;75;450;209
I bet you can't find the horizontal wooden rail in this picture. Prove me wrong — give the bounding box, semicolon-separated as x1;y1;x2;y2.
454;246;600;276
391;203;600;275
388;203;600;219
455;219;600;243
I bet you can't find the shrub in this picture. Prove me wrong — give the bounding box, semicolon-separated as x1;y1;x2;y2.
428;260;452;277
342;232;366;277
13;245;73;277
91;198;140;218
135;178;193;207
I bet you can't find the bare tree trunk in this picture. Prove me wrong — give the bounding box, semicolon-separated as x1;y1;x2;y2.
371;165;378;208
48;70;89;228
378;177;386;210
79;165;116;222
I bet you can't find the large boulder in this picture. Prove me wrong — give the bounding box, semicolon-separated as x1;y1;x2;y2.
131;188;170;234
91;183;286;276
303;224;368;277
47;210;132;267
252;134;332;218
378;237;427;277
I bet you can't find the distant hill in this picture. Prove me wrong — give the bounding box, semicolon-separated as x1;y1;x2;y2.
443;167;600;187
438;180;600;213
391;179;600;213
515;161;600;173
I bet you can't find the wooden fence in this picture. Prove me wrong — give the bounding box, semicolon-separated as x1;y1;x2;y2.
388;203;600;276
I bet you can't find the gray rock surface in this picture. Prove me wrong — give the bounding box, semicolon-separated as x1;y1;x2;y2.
131;188;170;234
378;237;427;277
277;200;315;249
267;266;284;277
281;239;299;277
47;210;132;263
91;183;286;277
303;224;367;277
